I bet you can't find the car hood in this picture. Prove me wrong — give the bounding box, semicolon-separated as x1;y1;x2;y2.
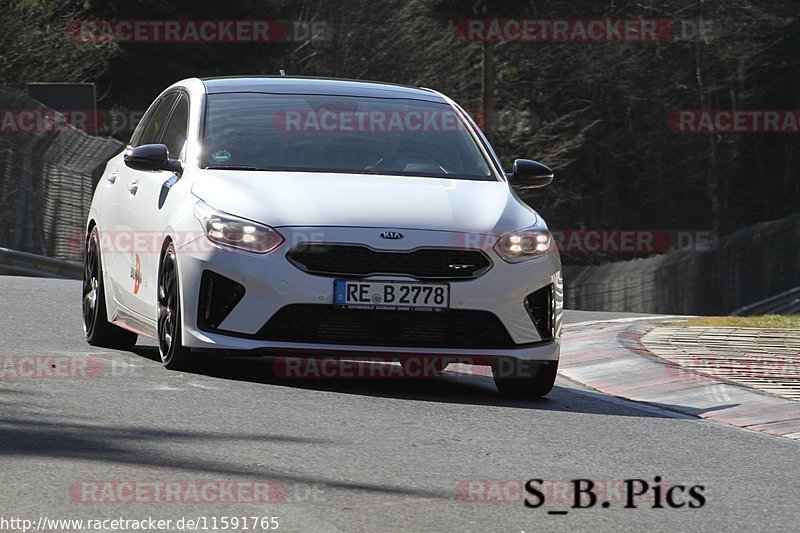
191;170;539;234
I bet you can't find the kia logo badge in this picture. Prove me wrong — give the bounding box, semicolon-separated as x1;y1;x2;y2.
380;231;404;240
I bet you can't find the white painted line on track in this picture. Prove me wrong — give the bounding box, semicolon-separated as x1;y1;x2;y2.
565;315;692;330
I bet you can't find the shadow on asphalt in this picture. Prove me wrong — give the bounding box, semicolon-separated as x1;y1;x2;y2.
130;346;674;418
0;415;453;500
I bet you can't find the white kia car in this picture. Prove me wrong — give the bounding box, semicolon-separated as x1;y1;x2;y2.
83;76;563;397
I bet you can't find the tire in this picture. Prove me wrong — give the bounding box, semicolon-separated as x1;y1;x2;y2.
157;243;192;370
82;227;138;350
492;359;558;398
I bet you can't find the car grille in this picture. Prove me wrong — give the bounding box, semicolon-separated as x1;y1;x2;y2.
253;304;517;348
286;244;491;279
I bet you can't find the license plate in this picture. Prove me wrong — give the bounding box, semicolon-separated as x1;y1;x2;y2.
334;280;449;311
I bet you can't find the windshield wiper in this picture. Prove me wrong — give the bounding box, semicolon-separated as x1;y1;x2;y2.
203;165;276;171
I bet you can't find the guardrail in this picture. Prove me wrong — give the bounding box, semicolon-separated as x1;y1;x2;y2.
0;247;83;279
732;286;800;316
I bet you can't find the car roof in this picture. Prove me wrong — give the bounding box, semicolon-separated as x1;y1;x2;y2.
200;76;446;103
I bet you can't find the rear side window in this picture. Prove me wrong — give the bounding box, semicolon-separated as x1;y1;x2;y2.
159;94;189;160
136;93;179;147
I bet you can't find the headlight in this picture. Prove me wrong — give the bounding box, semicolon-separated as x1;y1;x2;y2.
493;228;552;263
193;200;284;254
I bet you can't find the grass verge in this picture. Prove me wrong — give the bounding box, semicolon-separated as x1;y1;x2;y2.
672;315;800;329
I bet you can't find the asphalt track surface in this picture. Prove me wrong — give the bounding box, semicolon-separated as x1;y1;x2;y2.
0;277;798;532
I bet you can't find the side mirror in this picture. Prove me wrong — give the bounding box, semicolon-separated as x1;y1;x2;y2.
507;159;554;188
124;144;183;174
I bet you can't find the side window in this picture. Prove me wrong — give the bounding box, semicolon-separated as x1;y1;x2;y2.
159;94;189;160
137;93;179;146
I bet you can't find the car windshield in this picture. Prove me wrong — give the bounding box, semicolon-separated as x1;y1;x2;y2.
201;92;495;180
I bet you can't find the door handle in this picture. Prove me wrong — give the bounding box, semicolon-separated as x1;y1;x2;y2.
106;172;118;184
127;180;139;195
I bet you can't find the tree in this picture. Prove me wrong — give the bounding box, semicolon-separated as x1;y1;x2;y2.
0;1;118;87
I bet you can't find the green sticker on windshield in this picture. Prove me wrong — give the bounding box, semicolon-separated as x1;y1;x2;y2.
211;149;231;162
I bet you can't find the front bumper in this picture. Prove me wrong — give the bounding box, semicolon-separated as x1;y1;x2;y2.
175;226;563;362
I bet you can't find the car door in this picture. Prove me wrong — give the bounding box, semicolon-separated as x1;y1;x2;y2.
107;92;180;317
125;92;190;319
